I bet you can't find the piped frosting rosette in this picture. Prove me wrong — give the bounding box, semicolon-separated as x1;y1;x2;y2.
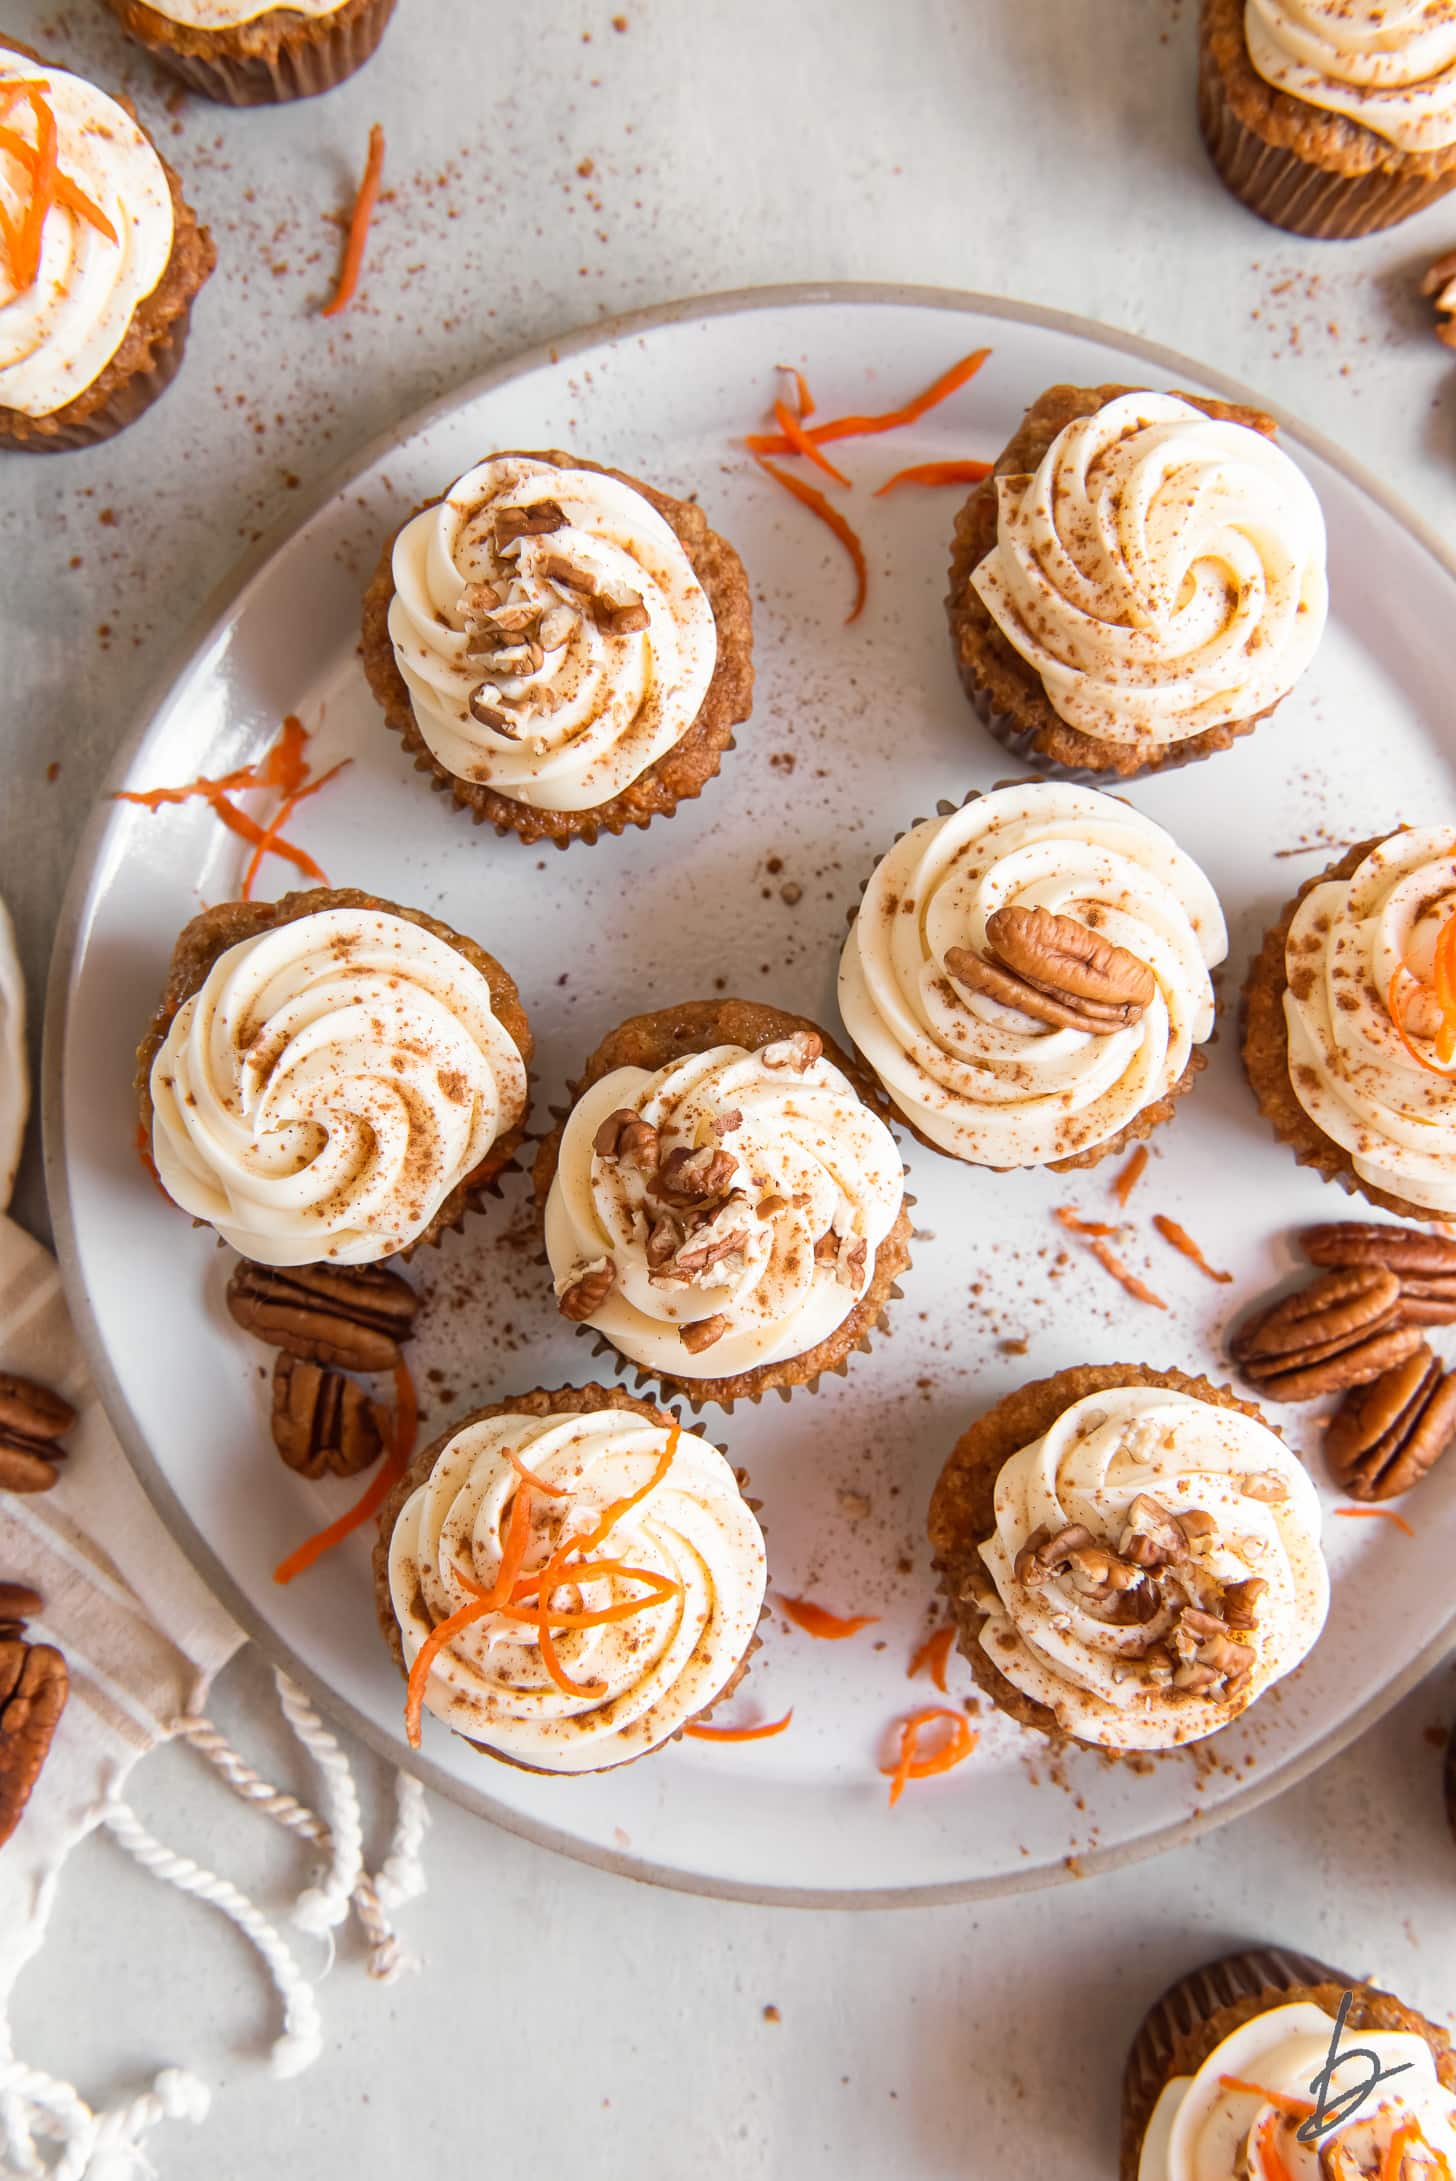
974;1385;1328;1750
388;1406;767;1771
1138;1998;1456;2180
543;1033;905;1381
1246;0;1456;156
837;783;1226;1167
1285;829;1456;1214
969;391;1327;749
149;905;527;1265
139;1;349;20
385;454;717;812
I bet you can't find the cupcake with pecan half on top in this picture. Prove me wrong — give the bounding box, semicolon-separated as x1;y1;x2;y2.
945;384;1327;779
535;1000;911;1408
103;0;395;104
137;888;531;1266
362;450;754;847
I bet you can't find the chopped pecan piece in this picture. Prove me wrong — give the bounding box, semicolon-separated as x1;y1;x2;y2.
680;1313;730;1354
271;1355;387;1480
1013;1522;1094;1586
227;1260;418;1373
644;1215;682;1270
468;687;523;736
1118;1495;1188;1567
1065;1544;1145;1598
0;1638;67;1848
1239;1471;1288;1504
656;1144;737;1206
1325;1345;1456;1501
555;1256;616;1322
592;1108;660;1173
494;499;567;544
1171;1660;1220;1693
1221;1578;1267;1630
759;1030;823;1073
1421;248;1456;349
590;593;651;635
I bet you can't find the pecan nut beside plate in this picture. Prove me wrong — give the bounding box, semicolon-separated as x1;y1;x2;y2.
226;1259;418;1373
1230;1265;1426;1399
270;1354;388;1480
1299;1222;1456;1277
1324;1345;1456;1501
1422;249;1456;349
0;1638;67;1849
0;1371;75;1495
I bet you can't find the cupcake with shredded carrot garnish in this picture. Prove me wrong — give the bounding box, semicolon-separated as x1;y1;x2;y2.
534;998;911;1409
1243;828;1456;1219
373;1384;768;1774
361;450;754;848
0;40;215;452
102;0;394;104
928;1363;1329;1755
1121;1943;1456;2181
135;887;531;1266
837;782;1227;1172
945;383;1328;779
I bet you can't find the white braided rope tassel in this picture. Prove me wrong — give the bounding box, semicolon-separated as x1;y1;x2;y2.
373;1772;428;1913
100;1799;322;2081
0;2045;209;2181
271;1673;363;1939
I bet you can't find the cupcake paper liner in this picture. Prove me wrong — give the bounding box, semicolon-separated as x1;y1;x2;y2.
2;297;196;455
108;0;395;105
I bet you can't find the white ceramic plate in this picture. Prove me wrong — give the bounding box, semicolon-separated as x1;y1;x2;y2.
45;285;1456;1906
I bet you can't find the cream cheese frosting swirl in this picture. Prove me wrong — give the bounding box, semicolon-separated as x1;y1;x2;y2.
1138;2000;1456;2179
974;1386;1328;1751
388;1407;767;1771
544;1036;905;1380
837;783;1226;1168
1284;830;1456;1214
0;57;174;419
970;391;1328;748
386;454;718;812
140;1;348;21
1246;0;1456;156
149;906;528;1265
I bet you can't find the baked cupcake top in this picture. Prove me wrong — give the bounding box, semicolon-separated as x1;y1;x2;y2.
837;782;1226;1167
1285;829;1456;1215
0;56;174;420
970;1384;1328;1750
387;1407;766;1771
136;1;349;19
543;1030;904;1379
385;454;718;814
969;390;1327;752
1245;0;1456;155
149;904;528;1265
1137;1997;1456;2177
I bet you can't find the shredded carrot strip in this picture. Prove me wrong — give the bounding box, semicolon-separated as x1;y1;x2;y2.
1381;2121;1421;2181
1055;1205;1118;1238
505;1444;567;1498
241;759;348;899
275;1357;418;1588
10;87;57;292
768;398;850;485
321;122;385;319
526;1422;680;1578
535;1614;609;1699
1335;1505;1415;1537
403;1478;534;1745
254;713;312;796
1111;1145;1149;1207
778;1594;879;1640
119;717;340;889
1153;1214;1233;1284
492;1569;681;1631
880;1708;977;1807
752;346;993;454
907;1624;956;1694
873;459;993;495
0;123;117;244
1089;1239;1167;1310
1388;965;1455;1081
753;456;868;622
1254;2113;1294;2181
116;768;262;809
211;791;328;881
1217;2079;1315;2123
778;364;814;419
684;1710;793;1742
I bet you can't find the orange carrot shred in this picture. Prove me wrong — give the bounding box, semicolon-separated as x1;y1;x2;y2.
505;1443;568;1498
778;364;814;419
880;1707;977;1807
10;86;57;292
321;121;385;319
873;459;993;496
1217;2079;1315;2123
1254;2113;1295;2181
752;346;993;455
1389;962;1456;1080
778;1594;879;1640
1335;1505;1415;1537
1111;1145;1148;1207
211;790;328;881
767;396;850;485
1088;1239;1167;1310
684;1709;793;1742
908;1624;956;1694
1380;2121;1420;2181
753;455;868;622
240;759;348;899
275;1357;418;1588
0;121;117;247
1054;1205;1118;1238
1152;1214;1233;1284
403;1477;535;1746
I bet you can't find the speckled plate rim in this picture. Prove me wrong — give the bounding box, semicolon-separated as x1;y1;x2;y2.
42;279;1456;1910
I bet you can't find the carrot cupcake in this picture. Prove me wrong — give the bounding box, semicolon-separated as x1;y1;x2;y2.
928;1364;1329;1753
361;450;754;848
534;1000;911;1407
137;888;531;1265
946;383;1328;779
1200;0;1456;240
1244;829;1456;1219
0;43;215;451
374;1384;767;1773
1123;1943;1456;2180
102;0;394;105
837;782;1226;1171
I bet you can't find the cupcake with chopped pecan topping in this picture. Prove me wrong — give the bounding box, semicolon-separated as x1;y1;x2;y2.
945;383;1327;779
534;999;911;1407
361;450;754;847
928;1363;1329;1754
136;887;531;1266
102;0;394;105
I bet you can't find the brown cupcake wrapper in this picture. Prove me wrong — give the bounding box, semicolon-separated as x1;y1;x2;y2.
1445;1720;1456;1851
3;296;195;454
970;674;1259;786
130;0;395;104
1198;44;1456;237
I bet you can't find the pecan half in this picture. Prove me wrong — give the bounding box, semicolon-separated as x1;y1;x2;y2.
661;1196;752;1283
1395;1276;1456;1328
1422;248;1456;349
0;1638;67;1849
592;1108;660;1173
656;1144;737;1206
0;1582;42;1640
1243;1323;1424;1404
1325;1345;1456;1501
468;687;523;736
759;1031;823;1073
494;499;567;544
0;1375;75;1443
226;1260;418;1373
680;1313;729;1354
556;1256;616;1322
1232;1266;1422;1400
1118;1495;1188;1568
271;1355;387;1480
1299;1223;1456;1277
944;904;1152;1035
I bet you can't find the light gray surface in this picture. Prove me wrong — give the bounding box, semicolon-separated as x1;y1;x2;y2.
3;0;1455;2174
